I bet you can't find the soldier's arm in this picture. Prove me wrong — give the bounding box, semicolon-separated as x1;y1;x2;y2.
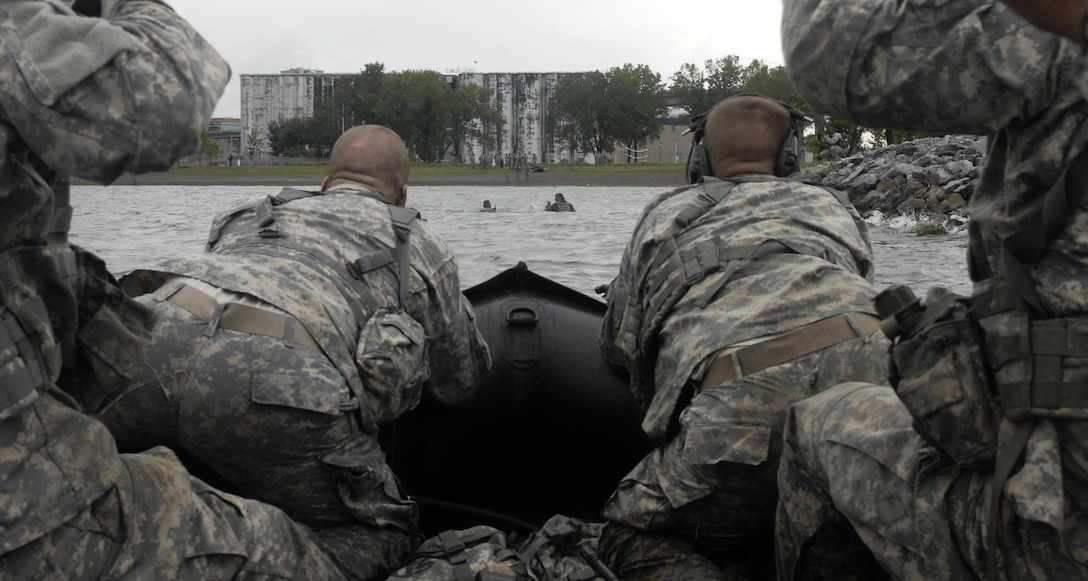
781;0;1062;134
0;0;229;184
415;254;492;407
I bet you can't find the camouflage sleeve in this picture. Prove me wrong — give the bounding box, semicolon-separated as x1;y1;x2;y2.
782;0;1065;134
0;0;230;184
598;195;665;370
415;253;492;407
599;248;637;369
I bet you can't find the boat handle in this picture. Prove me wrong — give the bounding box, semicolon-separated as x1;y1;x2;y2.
506;306;539;327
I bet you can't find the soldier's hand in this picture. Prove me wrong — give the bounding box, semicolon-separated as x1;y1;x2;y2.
999;0;1084;42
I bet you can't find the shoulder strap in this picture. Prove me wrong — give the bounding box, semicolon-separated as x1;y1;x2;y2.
345;204;419;310
207;187;323;248
974;146;1088;317
437;530;476;581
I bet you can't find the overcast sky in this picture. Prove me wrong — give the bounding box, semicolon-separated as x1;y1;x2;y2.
173;1;785;119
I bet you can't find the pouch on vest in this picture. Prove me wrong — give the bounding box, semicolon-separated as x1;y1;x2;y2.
386;525;530;581
518;514;614;581
875;284;1001;469
356;307;429;425
387;515;614;581
59;245;156;412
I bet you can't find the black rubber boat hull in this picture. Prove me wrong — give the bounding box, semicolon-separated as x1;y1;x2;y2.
382;262;652;534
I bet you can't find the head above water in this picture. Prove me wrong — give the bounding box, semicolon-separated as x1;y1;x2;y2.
686;94;806;182
482;200;492;208
554;193;565;201
321;125;409;206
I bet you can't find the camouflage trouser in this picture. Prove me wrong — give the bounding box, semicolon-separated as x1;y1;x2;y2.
775;382;1088;581
94;297;417;580
1;395;347;580
601;332;888;580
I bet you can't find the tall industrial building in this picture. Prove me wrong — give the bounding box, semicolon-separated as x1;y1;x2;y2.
239;68;340;156
239;69;581;163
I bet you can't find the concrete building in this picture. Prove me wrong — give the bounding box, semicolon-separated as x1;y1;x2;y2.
240;68;581;162
456;72;577;165
236;68;687;166
240;68;341;156
207;117;241;158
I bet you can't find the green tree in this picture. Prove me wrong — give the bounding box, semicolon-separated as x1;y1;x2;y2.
329;62;386;128
739;61;801;106
199;131;220;156
267;117;318;157
446;83;505;159
606;64;667;163
372;70;456;162
550;71;611;161
549;65;666;164
267;64;502;162
669;56;746;117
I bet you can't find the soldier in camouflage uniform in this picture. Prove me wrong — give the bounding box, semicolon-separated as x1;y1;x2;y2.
775;0;1088;579
92;124;492;580
596;95;889;580
0;0;357;578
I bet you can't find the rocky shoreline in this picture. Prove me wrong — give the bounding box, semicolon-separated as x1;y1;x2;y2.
801;134;986;234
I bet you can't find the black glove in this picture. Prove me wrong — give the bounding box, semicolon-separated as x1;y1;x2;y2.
70;0;103;17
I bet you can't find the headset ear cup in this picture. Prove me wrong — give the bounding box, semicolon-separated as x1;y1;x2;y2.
687;145;710;184
776;121;802;176
686;126;711;184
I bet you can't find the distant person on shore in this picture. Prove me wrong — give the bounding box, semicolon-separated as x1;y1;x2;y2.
481;200;496;212
93;124;492;579
545;192;575;212
595;94;886;579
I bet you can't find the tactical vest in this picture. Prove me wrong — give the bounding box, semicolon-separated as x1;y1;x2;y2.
205;187;425;431
1;162;154;419
615;177;871;405
905;144;1088;581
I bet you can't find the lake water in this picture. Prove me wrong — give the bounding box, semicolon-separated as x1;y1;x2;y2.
69;184;973;299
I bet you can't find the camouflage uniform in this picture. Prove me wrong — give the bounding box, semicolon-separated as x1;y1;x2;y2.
545;201;575;212
0;0;351;579
777;0;1088;578
93;185;492;579
598;175;889;579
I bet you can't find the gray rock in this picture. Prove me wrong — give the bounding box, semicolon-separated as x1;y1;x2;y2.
800;135;987;231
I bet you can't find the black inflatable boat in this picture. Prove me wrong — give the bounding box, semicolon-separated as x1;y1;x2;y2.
381;262;652;535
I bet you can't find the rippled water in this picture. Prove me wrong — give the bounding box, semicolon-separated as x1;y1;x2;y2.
70;184;973;298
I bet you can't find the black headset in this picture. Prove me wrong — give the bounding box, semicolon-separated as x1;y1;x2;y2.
685;94;810;184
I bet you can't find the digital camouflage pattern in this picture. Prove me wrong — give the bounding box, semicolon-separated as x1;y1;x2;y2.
597;174;888;577
0;0;354;579
545;201;575;212
778;0;1088;578
95;186;491;578
600;175;880;441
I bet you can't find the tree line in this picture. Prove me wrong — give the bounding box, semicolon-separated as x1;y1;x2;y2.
260;57;928;163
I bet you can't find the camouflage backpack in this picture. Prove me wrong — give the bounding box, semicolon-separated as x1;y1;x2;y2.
386;515;617;581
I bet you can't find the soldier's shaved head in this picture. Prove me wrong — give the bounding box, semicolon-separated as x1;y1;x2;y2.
703;95;791;178
323;125;410;205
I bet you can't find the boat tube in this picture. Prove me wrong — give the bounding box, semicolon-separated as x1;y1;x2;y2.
381;262;652;535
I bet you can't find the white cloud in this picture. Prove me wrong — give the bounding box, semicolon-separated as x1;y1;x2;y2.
172;0;784;118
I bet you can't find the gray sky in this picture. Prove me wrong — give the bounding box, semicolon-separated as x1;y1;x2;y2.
175;1;785;119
